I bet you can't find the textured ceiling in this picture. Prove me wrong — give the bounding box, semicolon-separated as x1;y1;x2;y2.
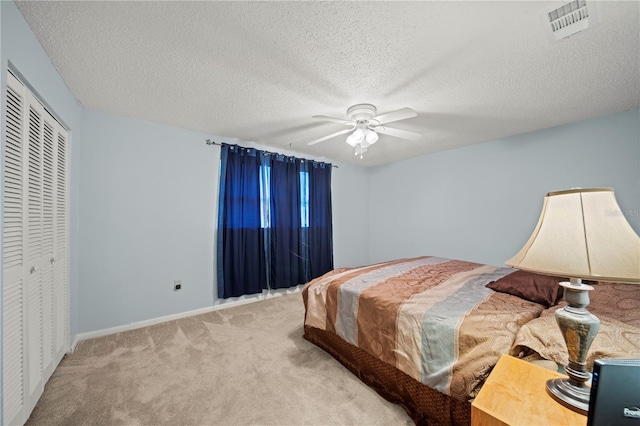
15;1;640;167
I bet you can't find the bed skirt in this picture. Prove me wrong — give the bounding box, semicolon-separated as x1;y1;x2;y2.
303;325;471;426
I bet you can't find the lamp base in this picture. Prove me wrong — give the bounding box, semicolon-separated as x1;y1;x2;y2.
546;377;590;415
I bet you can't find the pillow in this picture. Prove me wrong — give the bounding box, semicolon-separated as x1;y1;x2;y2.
510;312;640;370
486;270;566;307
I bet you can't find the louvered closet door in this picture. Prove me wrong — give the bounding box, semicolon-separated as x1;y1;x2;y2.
25;90;45;409
53;118;68;362
3;72;69;426
3;71;28;426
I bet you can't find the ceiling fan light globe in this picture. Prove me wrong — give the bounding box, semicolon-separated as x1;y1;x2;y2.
365;129;379;145
346;133;358;147
352;128;365;141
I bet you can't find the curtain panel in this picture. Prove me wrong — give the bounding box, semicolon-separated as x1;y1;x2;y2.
307;161;334;279
216;144;334;299
268;154;304;289
216;145;268;298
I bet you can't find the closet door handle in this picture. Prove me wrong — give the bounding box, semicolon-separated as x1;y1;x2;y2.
50;258;56;264
30;266;37;274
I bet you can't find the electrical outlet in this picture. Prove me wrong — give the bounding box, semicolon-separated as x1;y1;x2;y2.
174;280;182;291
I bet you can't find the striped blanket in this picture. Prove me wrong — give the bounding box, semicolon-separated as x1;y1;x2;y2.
302;257;546;400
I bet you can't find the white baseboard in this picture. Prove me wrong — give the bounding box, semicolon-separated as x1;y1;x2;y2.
70;285;304;352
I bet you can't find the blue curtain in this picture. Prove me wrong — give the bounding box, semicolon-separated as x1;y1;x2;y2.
307;162;334;278
217;145;268;298
217;144;333;299
268;155;304;288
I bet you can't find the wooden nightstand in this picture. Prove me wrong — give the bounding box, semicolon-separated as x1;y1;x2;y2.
471;354;587;426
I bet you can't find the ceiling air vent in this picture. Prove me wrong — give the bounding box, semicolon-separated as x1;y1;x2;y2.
544;0;598;41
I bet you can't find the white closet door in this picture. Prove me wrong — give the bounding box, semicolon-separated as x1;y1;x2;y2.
41;113;56;381
3;71;28;426
25;91;45;407
3;72;69;426
53;128;68;361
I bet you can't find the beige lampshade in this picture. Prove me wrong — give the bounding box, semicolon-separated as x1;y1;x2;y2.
506;188;640;283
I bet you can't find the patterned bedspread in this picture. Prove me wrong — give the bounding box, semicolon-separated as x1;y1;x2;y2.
302;256;546;400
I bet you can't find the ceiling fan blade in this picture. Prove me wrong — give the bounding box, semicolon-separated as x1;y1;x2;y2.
373;107;417;125
374;126;422;141
312;115;354;126
307;127;354;146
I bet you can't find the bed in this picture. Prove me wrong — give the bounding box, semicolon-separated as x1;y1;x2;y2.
301;256;640;426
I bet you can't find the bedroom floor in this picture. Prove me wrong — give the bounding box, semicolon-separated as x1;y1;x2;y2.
26;293;412;425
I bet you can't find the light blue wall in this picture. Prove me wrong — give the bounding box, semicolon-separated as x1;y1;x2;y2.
78;109;370;332
368;108;640;267
331;162;370;268
1;1;83;421
78;110;217;332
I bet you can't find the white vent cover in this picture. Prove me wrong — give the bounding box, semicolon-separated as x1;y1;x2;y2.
544;0;599;41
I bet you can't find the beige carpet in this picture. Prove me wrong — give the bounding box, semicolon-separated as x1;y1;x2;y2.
26;293;412;425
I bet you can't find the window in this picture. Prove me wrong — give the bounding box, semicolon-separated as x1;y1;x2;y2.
259;164;271;228
300;170;309;228
258;164;310;229
217;144;332;298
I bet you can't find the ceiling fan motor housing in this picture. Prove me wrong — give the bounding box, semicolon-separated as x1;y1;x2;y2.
347;104;378;124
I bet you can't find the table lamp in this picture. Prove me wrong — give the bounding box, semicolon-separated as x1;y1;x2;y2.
506;187;640;414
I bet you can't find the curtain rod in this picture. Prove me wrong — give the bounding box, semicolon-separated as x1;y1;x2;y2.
205;139;338;168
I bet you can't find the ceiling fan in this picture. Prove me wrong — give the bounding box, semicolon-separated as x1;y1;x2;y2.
307;104;421;158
